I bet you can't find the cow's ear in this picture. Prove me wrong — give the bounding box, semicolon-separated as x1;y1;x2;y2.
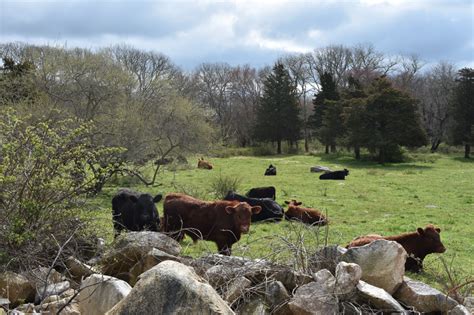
284;200;290;205
129;195;138;202
435;227;441;233
251;206;262;214
225;206;236;214
296;202;303;206
417;227;424;235
153;194;163;203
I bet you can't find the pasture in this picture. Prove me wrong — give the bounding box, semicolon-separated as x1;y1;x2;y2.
90;152;474;289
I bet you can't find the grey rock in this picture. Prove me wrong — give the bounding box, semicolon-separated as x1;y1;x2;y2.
13;303;37;314
450;304;471;315
356;280;406;312
341;239;406;294
0;272;35;305
0;297;10;306
335;261;362;300
224;276;252;304
77;274;131;315
339;301;363;315
106;260;234;315
205;265;236;289
310;245;347;274
35;280;70;304
273;268;313;292
265;280;290;308
99;232;181;282
288;269;339;315
36;297;81;315
237;297;269;315
128;248;181;286
310;166;332;173
394;277;459;313
65;256;98;280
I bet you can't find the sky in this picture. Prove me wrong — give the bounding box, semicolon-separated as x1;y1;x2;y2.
0;0;473;70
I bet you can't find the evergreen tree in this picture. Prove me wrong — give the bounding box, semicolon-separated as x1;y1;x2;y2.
310;72;340;153
451;68;474;158
343;77;368;159
363;77;427;163
254;63;301;154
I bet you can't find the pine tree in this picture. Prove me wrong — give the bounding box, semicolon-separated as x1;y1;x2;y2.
254;63;301;154
451;68;474;158
343;77;368;159
310;72;340;153
363;77;427;163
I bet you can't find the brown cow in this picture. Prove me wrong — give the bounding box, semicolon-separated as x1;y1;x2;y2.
163;193;261;255
284;200;328;226
347;224;446;273
197;157;213;170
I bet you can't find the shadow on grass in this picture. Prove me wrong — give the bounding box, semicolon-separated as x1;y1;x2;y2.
452;156;474;163
315;153;434;171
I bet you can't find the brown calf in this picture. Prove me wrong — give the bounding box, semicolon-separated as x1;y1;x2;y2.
197;157;213;170
163;193;261;255
284;200;328;226
347;224;446;272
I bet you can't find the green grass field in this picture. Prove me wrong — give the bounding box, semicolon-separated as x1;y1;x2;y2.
89;152;474;291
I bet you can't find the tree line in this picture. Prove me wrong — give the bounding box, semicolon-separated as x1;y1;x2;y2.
1;42;473;165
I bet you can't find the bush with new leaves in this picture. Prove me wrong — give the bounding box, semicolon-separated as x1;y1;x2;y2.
0;108;124;270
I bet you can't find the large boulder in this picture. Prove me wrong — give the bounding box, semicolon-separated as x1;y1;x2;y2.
0;272;35;306
334;261;362;299
237;296;269;315
35;296;81;315
341;239;406;294
287;269;339;315
65;256;98;280
77;274;131;315
393;277;459;313
106;260;234;315
356;280;405;312
128;248;181;286
224;276;252;304
22;267;64;289
99;232;181;282
272;269;312;293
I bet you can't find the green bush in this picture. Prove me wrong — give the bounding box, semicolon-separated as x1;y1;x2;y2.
209;173;242;199
0;108;124;270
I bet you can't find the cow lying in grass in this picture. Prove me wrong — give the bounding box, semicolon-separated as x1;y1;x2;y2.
224;191;283;222
347;224;446;272
197;157;213;169
264;164;276;176
319;168;349;180
284;200;328;226
163;193;261;256
246;186;276;200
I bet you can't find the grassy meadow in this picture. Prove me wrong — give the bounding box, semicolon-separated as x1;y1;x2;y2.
89;152;474;290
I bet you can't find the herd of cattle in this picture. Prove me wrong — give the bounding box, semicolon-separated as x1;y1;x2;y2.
111;160;446;273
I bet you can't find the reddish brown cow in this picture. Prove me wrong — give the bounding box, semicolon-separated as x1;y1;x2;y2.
163;193;261;255
347;224;446;273
197;157;213;170
284;200;328;226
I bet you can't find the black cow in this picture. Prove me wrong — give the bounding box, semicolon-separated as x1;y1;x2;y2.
112;189;163;238
224;191;283;222
246;186;276;200
319;169;349;180
265;164;277;176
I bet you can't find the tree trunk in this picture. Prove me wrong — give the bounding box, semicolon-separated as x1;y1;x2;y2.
430;139;441;153
465;144;471;159
304;137;309;153
330;144;336;153
354;146;360;160
378;148;385;164
325;144;329;154
277;140;282;154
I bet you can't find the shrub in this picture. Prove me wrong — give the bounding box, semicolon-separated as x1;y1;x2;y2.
209;173;242;199
0;108;124;270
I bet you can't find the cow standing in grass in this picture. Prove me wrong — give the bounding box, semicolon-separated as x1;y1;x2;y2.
347;224;446;272
163;193;261;255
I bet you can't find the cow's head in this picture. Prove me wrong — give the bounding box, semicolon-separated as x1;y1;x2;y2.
417;224;446;254
344;169;350;176
285;200;303;207
129;193;162;231
226;202;261;233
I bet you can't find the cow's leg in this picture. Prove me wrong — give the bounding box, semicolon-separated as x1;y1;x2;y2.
216;240;232;256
